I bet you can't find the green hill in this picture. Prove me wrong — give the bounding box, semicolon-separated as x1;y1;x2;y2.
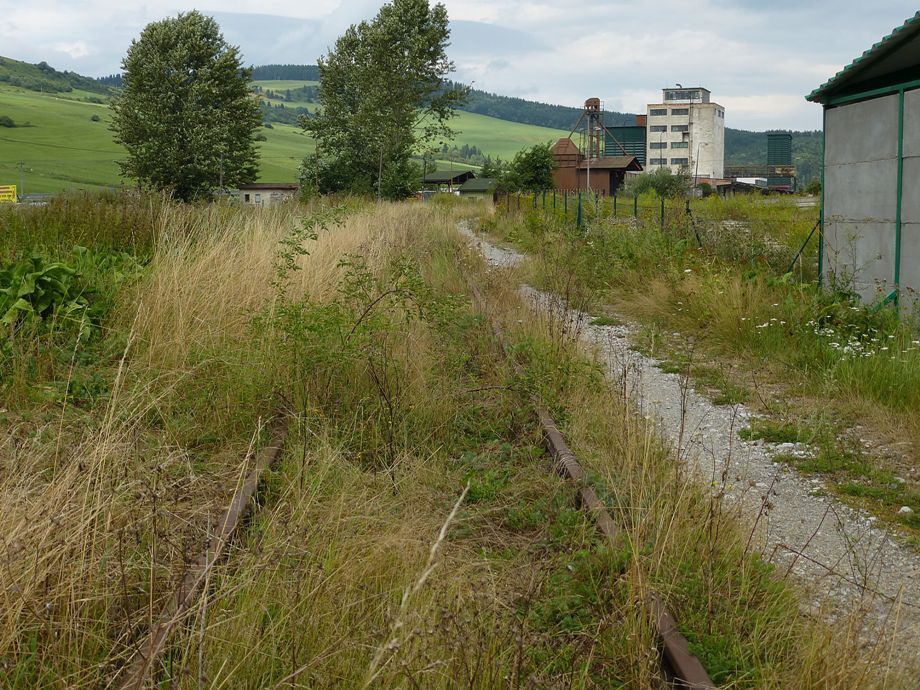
0;66;565;193
0;79;315;193
0;56;112;100
1;55;822;193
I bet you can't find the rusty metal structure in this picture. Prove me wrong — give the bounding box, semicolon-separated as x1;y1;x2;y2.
551;98;643;194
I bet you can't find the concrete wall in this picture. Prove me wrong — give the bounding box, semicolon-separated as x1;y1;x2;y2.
823;94;899;302
902;87;920;314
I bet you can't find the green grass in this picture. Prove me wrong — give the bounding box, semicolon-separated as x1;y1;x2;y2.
1;83;566;193
448;110;566;161
482;194;920;540
253;79;320;90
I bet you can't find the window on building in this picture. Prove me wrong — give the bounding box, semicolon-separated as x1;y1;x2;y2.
671;141;689;149
244;193;251;203
671;108;689;115
650;142;667;149
254;193;262;204
671;158;689;165
650;125;667;132
650;158;668;165
650;108;667;116
671;125;689;132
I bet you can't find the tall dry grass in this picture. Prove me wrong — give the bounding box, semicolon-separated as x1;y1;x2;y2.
0;200;462;685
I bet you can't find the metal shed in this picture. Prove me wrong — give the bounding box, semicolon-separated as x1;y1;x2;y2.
807;11;920;311
458;177;497;201
422;170;476;192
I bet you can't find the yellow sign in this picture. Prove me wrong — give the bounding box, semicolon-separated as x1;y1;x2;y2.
0;185;17;203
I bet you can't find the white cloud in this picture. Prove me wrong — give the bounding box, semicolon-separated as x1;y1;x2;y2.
0;0;916;130
52;41;91;59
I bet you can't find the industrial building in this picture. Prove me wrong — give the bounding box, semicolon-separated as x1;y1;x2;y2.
807;11;920;309
551;98;643;194
723;132;798;193
645;87;725;179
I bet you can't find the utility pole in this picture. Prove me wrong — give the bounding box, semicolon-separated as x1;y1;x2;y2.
17;161;24;199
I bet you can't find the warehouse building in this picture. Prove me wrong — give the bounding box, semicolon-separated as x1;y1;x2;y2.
550;137;642;194
807;11;920;309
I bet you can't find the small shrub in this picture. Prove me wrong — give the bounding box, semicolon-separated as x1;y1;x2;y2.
0;115;14;127
90;114;101;122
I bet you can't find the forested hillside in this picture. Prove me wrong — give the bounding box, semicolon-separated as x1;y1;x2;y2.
259;66;823;181
0;56;112;97
251;64;320;81
441;80;635;130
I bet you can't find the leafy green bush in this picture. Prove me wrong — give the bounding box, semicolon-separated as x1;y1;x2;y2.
0;256;87;327
623;168;690;198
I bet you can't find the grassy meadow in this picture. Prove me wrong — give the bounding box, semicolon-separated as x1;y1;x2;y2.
483;192;920;540
0;191;910;687
0;80;566;194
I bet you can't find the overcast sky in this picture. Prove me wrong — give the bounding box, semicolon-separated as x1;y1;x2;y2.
0;1;917;130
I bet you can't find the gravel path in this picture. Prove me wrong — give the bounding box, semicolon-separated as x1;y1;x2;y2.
459;222;920;672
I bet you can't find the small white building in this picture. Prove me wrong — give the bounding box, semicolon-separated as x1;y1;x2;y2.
645;87;725;179
238;183;299;206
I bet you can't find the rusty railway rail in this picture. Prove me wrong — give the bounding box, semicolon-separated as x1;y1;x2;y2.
113;417;289;689
466;278;716;689
109;265;713;688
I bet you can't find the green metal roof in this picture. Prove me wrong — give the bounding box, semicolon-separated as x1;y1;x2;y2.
808;11;920;103
458;178;497;192
423;170;475;184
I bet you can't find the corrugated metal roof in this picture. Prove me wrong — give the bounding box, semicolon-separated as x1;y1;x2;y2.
576;156;641;170
807;11;920;103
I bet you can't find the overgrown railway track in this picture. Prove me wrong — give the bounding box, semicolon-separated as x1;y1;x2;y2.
466;278;716;689
109;270;715;689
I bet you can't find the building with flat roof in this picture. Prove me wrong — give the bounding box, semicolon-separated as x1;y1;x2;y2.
238;183;299;206
646;86;725;179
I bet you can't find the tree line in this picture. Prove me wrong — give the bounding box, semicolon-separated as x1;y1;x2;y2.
250;64;320;81
108;2;464;201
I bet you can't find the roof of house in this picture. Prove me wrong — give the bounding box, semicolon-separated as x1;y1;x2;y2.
576;156;642;171
459;178;497;193
423;170;476;184
239;183;300;191
552;138;581;155
808;11;920;103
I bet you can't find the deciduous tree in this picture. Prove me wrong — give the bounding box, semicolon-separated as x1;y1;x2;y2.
501;143;556;192
302;0;466;200
111;11;262;201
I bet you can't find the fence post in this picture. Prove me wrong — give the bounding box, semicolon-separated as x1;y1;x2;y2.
532;193;537;209
633;194;638;218
553;189;556;210
613;194;617;218
660;195;665;229
564;190;568;218
516;194;520;211
577;192;584;229
542;190;546;210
